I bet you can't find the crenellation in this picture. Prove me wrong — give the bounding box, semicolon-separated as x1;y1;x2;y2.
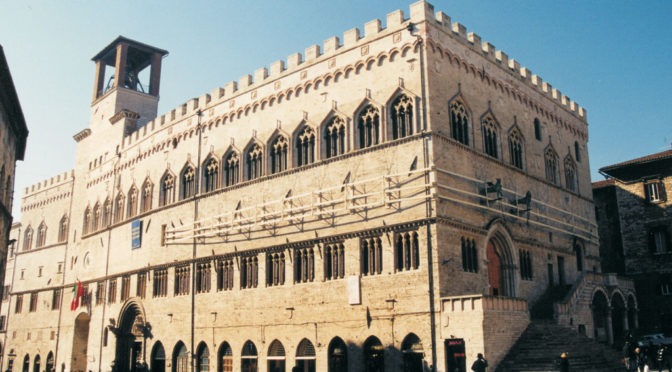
520;67;531;83
224;81;238;96
254;67;268;83
211;87;224;100
364;19;382;38
239;74;253;89
552;88;561;101
467;32;481;48
481;41;495;59
323;37;340;54
181;103;187;116
531;74;543;88
304;45;321;62
343;28;361;46
409;0;434;22
434;11;451;27
542;82;552;94
269;60;285;77
386;9;405;28
286;53;303;69
452;22;467;39
508;58;521;73
495;50;508;66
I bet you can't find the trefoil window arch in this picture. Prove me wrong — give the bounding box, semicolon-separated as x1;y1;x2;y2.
127;185;138;218
58;215;68;243
324;116;346;159
296;125;316;167
391;94;414;139
246;144;263;181
270;135;289;174
23;226;33;251
159;172;175;207
224;152;240;187
481;114;499;159
36;222;47;248
508;127;524;170
450;99;470;145
114;192;125;223
140;179;153;213
202;157;219;193
544;147;559;185
180;164;196;200
357;104;380;149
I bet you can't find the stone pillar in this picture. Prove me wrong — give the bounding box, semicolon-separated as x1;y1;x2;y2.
92;60;106;101
623;310;630;334
113;43;128;90
606;307;614;345
149;53;162;97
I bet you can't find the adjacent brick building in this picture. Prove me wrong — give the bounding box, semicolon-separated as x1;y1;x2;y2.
1;2;634;371
594;149;672;334
0;43;29;368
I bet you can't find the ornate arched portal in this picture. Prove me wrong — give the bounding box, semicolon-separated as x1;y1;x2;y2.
113;301;150;372
71;313;90;372
485;225;517;297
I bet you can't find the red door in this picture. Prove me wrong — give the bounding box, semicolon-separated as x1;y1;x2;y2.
487;241;502;296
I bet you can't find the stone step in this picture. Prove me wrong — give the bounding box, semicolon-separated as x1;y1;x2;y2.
495;320;624;372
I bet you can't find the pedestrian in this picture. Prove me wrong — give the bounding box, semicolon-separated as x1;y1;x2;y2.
634;347;649;372
654;344;669;372
557;352;570;372
471;353;488;372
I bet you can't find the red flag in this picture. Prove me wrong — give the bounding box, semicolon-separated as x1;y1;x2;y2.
70;281;82;311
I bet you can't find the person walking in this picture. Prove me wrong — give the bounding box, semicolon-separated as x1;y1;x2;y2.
634;347;649;372
471;353;488;372
558;352;570;372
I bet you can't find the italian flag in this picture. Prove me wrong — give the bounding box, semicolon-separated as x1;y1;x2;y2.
70;280;83;311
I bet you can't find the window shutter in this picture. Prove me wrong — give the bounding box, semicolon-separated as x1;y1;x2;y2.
660;182;667;202
644;183;651;201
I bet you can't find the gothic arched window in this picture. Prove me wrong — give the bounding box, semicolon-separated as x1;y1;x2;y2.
296;126;315;167
357;104;380;149
270;136;288;174
324;116;346;159
224;152;240;187
391;94;413;139
481;114;499;159
545;147;559;184
180;165;196;200
202;157;219;193
508;127;524;170
246;144;263;181
450;100;470;145
159;172;175;207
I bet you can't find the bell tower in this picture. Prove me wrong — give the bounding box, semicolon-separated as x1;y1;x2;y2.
90;36;168;134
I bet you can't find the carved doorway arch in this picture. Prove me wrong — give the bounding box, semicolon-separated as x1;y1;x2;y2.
485;226;516;297
114;301;149;372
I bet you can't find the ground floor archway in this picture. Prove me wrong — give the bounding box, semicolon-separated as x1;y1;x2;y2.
71;313;90;372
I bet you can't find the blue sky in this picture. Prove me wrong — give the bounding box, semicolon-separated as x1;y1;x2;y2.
1;1;671;216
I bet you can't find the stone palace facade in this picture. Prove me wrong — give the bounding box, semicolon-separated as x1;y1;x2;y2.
0;2;635;372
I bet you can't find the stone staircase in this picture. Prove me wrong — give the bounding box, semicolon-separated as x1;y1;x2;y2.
495;320;625;372
530;285;572;320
